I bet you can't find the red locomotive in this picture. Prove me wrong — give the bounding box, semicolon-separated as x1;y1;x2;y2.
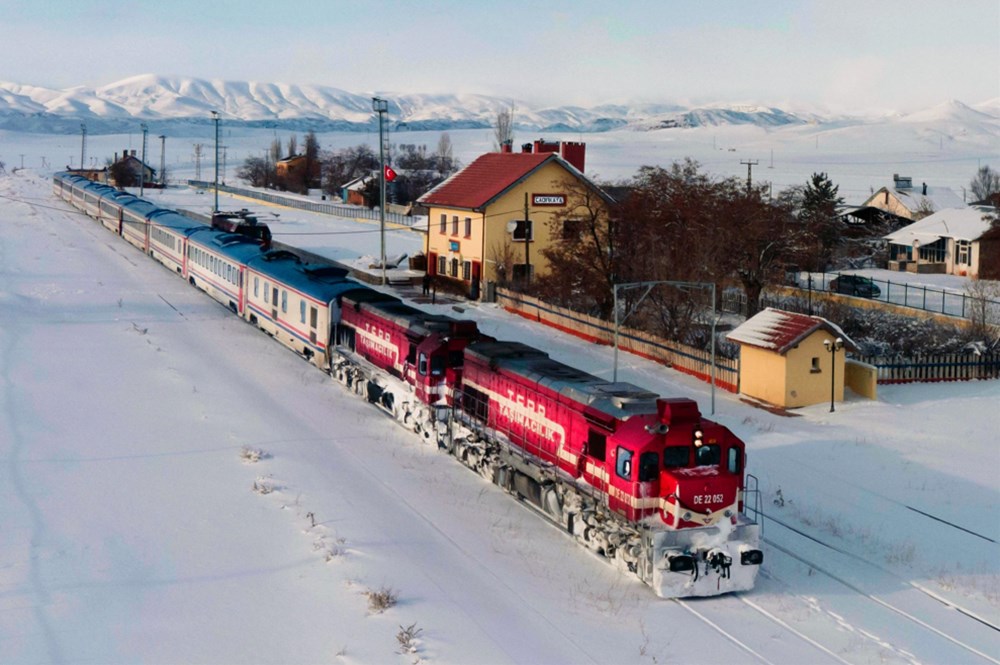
335;291;482;438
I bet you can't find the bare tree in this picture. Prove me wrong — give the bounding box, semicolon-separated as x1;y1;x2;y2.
287;134;298;158
493;104;515;151
970;165;1000;203
435;132;456;174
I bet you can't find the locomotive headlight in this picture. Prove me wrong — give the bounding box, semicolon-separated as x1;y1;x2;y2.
682;512;692;521
693;429;704;446
724;509;733;518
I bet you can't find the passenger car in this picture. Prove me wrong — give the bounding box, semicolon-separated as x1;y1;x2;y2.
829;274;881;298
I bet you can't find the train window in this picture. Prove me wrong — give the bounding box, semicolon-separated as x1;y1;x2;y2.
264;283;270;304
254;277;259;298
663;446;689;468
586;430;607;462
727;447;741;474
418;352;428;376
430;355;445;376
639;452;659;482
616;447;633;481
695;444;721;467
310;307;317;328
448;350;463;368
407;344;417;365
281;291;288;313
300;301;306;324
272;288;279;309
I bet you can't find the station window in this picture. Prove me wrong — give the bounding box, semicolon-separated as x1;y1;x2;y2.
450;258;459;277
464;217;472;237
439;214;447;234
462;261;472;280
811;357;821;373
451;215;459;235
438;256;447;275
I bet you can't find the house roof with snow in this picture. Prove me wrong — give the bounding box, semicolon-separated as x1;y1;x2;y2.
884;205;997;244
417;152;612;211
862;181;965;215
726;308;857;355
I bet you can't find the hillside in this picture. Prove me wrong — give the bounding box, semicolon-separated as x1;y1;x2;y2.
2;74;998;137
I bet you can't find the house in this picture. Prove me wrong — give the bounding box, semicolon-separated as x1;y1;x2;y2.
64;167;109;184
726;308;859;409
111;149;156;188
417;140;613;297
861;174;965;221
341;173;375;206
276;154;319;188
883;205;997;277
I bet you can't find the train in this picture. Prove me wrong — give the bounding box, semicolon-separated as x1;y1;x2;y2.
52;171;763;598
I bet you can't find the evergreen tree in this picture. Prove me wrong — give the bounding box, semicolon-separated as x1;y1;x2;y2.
801;172;844;270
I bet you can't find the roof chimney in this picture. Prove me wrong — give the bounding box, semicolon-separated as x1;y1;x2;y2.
521;143;533;153
500;140;513;154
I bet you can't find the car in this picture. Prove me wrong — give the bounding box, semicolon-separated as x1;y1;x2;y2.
829;274;881;298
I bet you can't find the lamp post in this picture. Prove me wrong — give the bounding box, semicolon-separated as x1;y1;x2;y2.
211;111;220;213
372;97;389;286
823;337;844;413
613;280;719;415
139;123;148;197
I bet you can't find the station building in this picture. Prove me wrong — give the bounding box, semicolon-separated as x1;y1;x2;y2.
418;140;613;298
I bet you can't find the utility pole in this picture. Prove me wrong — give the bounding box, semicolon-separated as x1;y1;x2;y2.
372;97;389;285
211;111;220;213
158;135;166;185
193;143;203;180
140;123;148;197
80;124;87;172
523;192;531;285
740;159;759;194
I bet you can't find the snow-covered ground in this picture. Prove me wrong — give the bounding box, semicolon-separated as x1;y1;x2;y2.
2;153;999;663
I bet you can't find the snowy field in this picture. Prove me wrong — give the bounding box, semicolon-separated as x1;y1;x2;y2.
1;134;999;663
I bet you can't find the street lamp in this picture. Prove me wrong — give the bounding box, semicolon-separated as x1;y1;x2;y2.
211;110;220;213
372;97;389;286
823;337;844;413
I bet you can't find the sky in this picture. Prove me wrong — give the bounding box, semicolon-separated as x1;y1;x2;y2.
2;0;998;113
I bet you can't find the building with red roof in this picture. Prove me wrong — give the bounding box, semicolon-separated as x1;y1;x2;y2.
727;308;861;408
417;140;613;297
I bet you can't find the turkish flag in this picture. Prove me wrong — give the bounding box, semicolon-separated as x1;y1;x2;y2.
384;165;397;182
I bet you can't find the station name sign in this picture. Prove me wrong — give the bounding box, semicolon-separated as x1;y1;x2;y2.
532;193;565;206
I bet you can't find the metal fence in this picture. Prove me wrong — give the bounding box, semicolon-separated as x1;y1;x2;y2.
789;272;1000;321
186;180;423;228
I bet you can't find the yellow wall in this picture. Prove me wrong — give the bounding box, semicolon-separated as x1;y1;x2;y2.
425;161;606;285
845;359;878;399
738;331;849;408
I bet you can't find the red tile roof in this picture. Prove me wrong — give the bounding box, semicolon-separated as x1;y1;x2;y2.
726;308;857;355
418;152;557;210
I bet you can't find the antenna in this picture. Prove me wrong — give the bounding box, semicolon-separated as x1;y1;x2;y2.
80;124;87;171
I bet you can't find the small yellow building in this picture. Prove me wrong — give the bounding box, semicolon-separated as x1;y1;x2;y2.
417;141;612;297
727;308;858;409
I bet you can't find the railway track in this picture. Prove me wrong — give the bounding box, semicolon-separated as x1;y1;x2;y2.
763;511;999;664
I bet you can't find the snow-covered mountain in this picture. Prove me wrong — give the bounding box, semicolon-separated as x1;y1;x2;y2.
0;74;997;136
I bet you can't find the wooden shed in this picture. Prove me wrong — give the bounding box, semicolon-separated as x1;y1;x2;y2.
727;308;858;409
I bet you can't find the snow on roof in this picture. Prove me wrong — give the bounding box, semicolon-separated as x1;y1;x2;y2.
726;307;857;354
863;183;966;213
884;205;997;244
